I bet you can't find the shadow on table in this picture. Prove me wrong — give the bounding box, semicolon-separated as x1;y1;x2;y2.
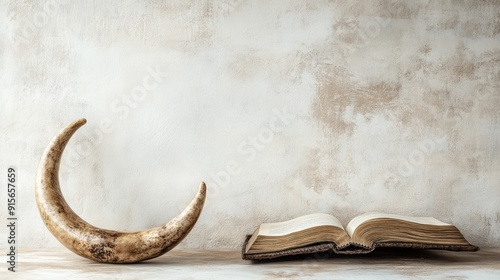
248;247;491;265
137;248;497;267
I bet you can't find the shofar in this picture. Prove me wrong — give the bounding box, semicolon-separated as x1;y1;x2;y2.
35;118;206;263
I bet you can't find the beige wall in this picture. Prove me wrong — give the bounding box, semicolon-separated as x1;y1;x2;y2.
1;0;499;249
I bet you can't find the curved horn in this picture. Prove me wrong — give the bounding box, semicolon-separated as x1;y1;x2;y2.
35;118;206;263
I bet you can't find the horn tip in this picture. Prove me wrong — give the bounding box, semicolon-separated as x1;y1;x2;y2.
70;118;87;128
73;118;87;128
199;181;206;194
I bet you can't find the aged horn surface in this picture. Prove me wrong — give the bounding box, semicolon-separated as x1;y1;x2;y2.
35;118;206;263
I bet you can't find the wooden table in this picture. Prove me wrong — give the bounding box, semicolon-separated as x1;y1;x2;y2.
4;248;499;279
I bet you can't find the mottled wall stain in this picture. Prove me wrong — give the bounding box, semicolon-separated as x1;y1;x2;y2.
228;52;265;80
313;76;401;135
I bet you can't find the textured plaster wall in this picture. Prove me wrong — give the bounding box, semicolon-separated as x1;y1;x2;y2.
1;0;499;249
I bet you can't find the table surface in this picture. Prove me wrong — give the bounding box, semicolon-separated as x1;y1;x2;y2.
4;247;500;279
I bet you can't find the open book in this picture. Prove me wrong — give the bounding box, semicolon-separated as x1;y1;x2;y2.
242;213;478;260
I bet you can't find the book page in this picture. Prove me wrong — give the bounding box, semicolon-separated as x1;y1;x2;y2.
346;212;451;236
258;213;344;236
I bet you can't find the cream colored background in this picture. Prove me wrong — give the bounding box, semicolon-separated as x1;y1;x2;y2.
1;0;499;249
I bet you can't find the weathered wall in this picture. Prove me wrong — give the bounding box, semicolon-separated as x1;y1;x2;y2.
1;0;499;249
